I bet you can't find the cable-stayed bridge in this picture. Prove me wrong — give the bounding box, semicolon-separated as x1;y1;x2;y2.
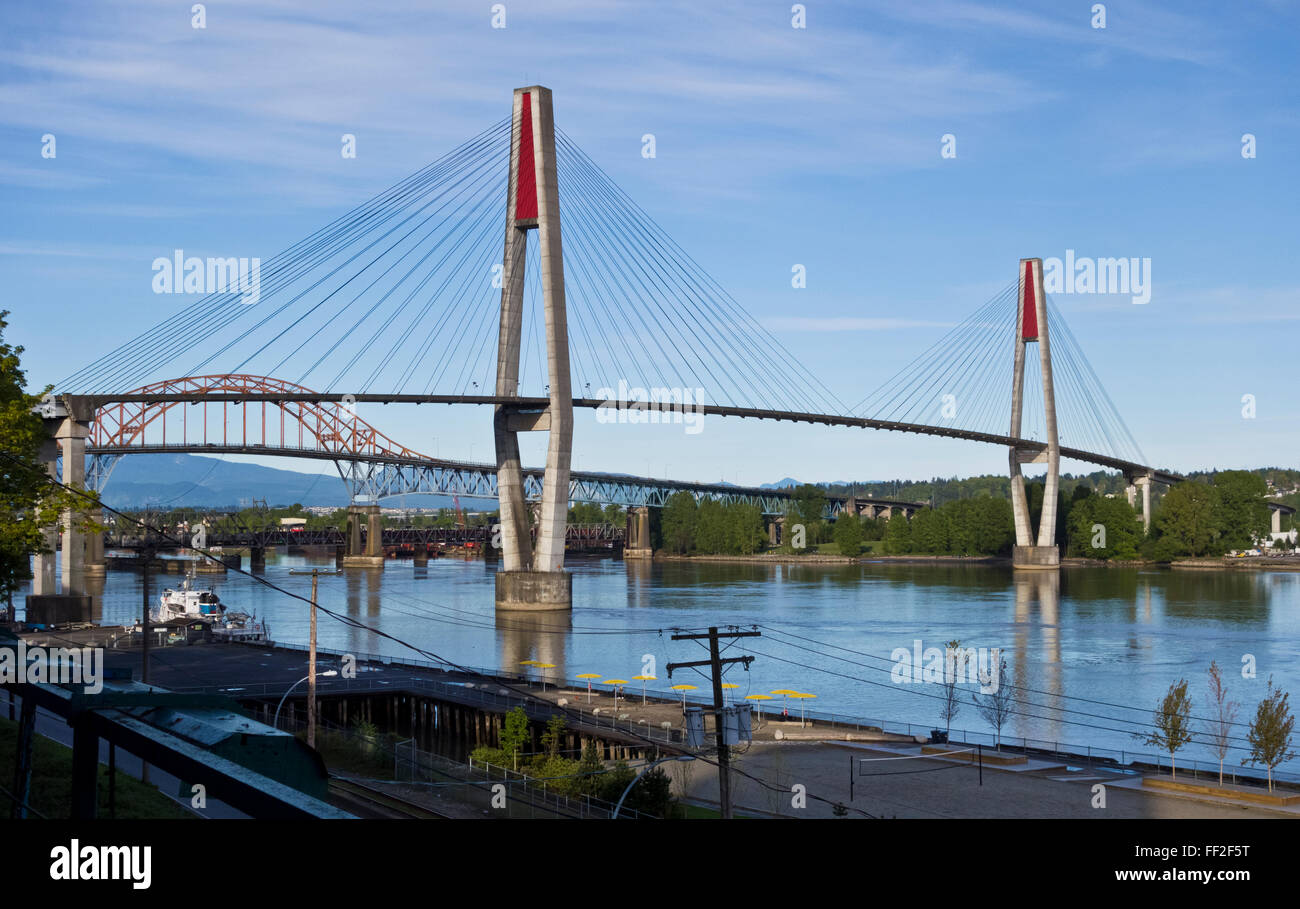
36;85;1180;610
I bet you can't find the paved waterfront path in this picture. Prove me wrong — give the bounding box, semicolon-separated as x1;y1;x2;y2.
673;741;1298;819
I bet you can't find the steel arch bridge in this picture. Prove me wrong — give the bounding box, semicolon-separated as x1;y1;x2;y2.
77;374;923;517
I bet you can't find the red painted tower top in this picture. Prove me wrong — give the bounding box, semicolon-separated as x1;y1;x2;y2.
1021;258;1039;342
514;92;538;223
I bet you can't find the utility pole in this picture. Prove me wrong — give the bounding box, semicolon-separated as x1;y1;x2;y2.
667;627;759;819
308;569;318;750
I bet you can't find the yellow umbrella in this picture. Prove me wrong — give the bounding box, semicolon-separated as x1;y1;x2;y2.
671;683;698;709
603;679;629;714
721;682;739;705
576;672;602;703
789;692;817;727
535;662;556;691
771;688;798;717
632;674;657;705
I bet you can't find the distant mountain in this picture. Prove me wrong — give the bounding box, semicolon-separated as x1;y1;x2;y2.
760;477;801;489
98;454;474;510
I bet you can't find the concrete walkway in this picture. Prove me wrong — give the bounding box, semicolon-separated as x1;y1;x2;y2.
669;740;1298;819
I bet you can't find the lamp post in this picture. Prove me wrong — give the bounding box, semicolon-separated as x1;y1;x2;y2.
274;671;339;732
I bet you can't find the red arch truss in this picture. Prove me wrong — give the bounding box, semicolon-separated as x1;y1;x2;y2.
89;375;432;461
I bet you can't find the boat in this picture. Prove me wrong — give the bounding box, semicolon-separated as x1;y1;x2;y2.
155;568;268;642
156;571;226;622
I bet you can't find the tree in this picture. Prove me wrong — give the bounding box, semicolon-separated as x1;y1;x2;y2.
1205;661;1238;787
499;706;530;771
791;484;827;541
1137;678;1194;779
939;639;962;739
1066;493;1142;560
833;512;863;557
1243;676;1295;792
1152;482;1221;559
539;714;566;758
0;311;93;613
976;656;1015;751
883;512;912;554
659;491;697;554
576;738;606;796
1212;470;1271;552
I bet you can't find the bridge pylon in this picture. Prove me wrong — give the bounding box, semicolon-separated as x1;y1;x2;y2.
493;86;574;610
1008;258;1061;570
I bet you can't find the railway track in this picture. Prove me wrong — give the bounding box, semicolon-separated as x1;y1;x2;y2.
328;776;451;819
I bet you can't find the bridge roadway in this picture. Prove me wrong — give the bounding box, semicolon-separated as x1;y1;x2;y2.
113;523;622;550
73;391;1182;485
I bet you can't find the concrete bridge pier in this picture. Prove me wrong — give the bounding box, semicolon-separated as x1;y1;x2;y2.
249;546;266;573
83;507;106;579
492;86;573;612
343;504;384;568
1272;509;1283;535
31;460;58;596
57;417;90;596
1009;258;1060;570
766;515;784;546
1135;476;1153;534
624;506;653;560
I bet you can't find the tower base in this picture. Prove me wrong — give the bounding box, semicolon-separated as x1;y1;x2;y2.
341;555;385;569
495;570;572;611
623;547;653;561
1012;545;1060;570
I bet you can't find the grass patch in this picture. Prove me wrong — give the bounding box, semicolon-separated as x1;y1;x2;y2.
0;716;193;819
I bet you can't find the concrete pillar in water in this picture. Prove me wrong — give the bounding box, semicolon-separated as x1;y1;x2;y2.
493;86;574;611
343;503;384;568
1009;258;1061;570
624;506;653;560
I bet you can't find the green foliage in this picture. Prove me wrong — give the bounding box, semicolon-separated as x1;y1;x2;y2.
540;714;565;757
499;706;530;769
833;512;863;557
882;513;912;553
911;508;950;553
0;311;97;606
660;491;698;555
1243;676;1296;792
568;502;605;524
1065;490;1143;560
791;484;827;542
657;494;766;555
1137;678;1195;778
1211;470;1271;551
1151;481;1221;559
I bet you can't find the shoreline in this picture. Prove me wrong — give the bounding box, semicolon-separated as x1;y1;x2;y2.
651;551;1300;572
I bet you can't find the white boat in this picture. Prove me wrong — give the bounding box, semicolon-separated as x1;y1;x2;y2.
155;570;268;642
156;572;226;622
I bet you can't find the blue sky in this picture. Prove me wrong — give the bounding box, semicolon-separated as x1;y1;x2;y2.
2;0;1296;488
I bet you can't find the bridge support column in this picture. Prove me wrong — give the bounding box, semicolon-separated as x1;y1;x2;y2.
1008;258;1060;570
492;86;573;611
31;460;58;596
624;506;653;560
56;417;90;595
83;507;106;578
1135;476;1152;535
343;504;385;568
767;515;784;546
1271;508;1281;535
249;546;266;573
